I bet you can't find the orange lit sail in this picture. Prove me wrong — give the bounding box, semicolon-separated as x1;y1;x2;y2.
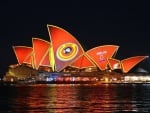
13;46;33;65
86;45;119;70
121;56;148;73
32;38;50;69
47;25;84;72
70;54;95;69
107;58;121;70
40;51;50;67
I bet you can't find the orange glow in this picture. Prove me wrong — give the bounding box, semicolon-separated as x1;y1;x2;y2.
47;25;84;72
86;45;119;70
12;25;149;74
107;58;121;70
104;77;109;83
13;46;33;65
40;52;50;67
70;54;95;69
121;56;148;73
32;38;50;69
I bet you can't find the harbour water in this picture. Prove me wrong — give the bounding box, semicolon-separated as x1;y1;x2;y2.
0;83;150;113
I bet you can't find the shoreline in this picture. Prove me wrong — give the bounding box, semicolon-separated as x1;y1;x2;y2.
1;80;150;86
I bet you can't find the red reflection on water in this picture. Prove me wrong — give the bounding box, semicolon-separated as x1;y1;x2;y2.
5;84;144;113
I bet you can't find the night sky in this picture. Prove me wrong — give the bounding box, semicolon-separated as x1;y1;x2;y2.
1;1;150;76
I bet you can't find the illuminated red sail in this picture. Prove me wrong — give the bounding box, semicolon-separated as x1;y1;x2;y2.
40;51;50;67
86;45;119;70
121;56;148;73
32;38;50;69
70;54;95;69
13;46;33;65
23;53;33;65
107;58;121;70
47;25;84;72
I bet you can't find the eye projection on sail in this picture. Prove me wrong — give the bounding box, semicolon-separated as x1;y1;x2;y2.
47;25;85;72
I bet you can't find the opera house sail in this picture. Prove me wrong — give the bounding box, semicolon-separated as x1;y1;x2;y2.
121;56;148;73
86;45;119;71
13;46;33;65
32;38;51;69
70;54;96;69
47;25;84;72
107;58;121;70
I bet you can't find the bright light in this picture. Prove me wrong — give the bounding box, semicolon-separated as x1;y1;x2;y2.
104;77;109;83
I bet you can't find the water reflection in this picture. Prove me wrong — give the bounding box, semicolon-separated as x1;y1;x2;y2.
0;84;150;112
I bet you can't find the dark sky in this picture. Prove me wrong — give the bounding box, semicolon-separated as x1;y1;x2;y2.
1;1;150;75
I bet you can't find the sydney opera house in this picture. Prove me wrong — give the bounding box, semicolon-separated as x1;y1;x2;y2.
3;25;150;83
